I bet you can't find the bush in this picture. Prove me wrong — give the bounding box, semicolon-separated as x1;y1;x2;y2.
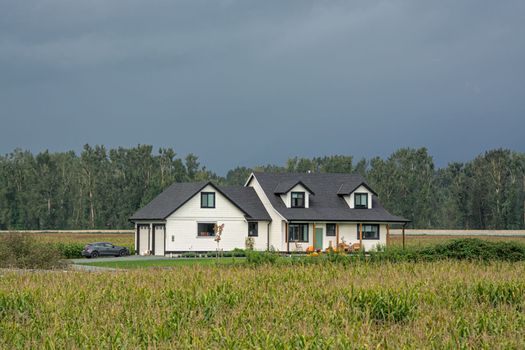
367;239;525;263
420;238;525;262
54;242;86;259
0;233;67;269
245;250;279;266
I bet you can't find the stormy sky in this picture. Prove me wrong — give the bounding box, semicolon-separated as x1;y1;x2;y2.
1;0;524;174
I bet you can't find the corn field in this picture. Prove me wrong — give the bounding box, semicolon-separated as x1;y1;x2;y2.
1;261;525;349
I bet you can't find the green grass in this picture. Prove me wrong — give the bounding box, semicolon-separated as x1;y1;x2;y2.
78;257;245;269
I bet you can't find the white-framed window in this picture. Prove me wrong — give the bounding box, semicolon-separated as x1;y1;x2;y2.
197;222;216;237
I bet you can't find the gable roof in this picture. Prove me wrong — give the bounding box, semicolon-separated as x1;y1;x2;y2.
130;182;271;221
251;172;409;223
273;180;315;195
337;181;378;196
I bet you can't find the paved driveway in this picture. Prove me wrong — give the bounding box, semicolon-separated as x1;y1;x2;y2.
71;255;174;264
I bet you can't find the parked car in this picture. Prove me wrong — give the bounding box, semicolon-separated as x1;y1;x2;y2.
82;242;130;258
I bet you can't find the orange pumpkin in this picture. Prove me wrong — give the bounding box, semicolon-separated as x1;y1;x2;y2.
306;246;315;253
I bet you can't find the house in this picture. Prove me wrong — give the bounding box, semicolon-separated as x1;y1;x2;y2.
130;172;409;255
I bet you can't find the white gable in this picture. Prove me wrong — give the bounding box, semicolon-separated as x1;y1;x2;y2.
280;184;310;208
166;184;246;220
345;185;373;209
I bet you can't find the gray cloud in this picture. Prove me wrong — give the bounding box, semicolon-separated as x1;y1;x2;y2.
1;0;524;173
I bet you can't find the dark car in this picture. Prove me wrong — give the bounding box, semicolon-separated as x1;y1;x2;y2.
82;242;130;258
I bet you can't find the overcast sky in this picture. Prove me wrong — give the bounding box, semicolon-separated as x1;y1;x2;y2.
1;0;524;174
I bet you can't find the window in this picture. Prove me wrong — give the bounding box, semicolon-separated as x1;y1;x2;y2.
291;192;305;208
197;223;215;237
354;193;368;209
326;224;336;236
248;222;258;237
289;223;309;242
201;192;215;208
171;235;174;242
356;224;379;240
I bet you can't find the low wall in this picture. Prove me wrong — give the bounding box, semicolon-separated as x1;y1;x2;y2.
390;229;525;237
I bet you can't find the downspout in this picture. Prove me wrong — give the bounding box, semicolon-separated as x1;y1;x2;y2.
267;222;270;251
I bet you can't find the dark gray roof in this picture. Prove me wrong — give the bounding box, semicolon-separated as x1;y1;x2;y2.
218;186;272;221
337;182;378;196
130;182;271;221
273;180;315;195
252;172;409;223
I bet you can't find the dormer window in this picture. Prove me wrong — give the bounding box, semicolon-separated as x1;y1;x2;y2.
354;193;368;209
201;192;215;208
291;192;305;208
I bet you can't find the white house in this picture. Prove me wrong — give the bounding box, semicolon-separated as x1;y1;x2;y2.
130;172;409;255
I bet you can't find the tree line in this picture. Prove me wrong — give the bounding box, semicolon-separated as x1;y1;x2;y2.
0;145;523;230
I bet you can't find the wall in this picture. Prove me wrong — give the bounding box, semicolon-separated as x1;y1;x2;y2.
247;175;286;251
339;223;387;251
164;184;266;251
279;184;311;208
345;185;373;209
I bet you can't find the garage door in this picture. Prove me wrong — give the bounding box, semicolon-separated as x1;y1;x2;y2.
139;225;149;255
153;225;165;256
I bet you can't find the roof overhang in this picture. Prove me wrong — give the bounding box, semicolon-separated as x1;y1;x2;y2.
273;180;315;195
337;182;378;196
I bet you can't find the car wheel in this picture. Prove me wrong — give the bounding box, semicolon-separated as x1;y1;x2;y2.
91;251;99;258
119;249;127;257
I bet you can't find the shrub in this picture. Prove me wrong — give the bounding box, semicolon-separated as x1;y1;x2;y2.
245;237;255;250
367;239;525;263
0;233;67;269
54;242;86;259
245;250;279;266
421;238;525;262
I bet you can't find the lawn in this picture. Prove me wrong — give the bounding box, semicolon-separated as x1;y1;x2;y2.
78;257;245;269
1;260;524;349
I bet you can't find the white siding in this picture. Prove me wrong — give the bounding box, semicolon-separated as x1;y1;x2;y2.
280;184;310;208
345;185;373;209
134;223;138;254
251;221;269;250
338;223;387;251
248;175;286;251
164;185;247;251
162;185;270;252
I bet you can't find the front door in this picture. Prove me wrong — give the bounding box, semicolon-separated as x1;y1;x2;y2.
315;227;323;250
